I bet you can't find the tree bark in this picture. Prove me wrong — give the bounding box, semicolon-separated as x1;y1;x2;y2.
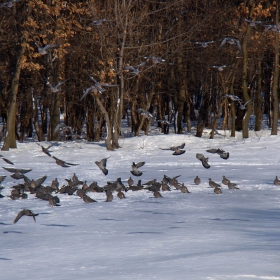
271;1;279;135
2;41;26;151
95;94;114;150
241;0;253;138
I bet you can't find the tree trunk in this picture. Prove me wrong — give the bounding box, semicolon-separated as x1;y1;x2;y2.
242;0;253;138
2;42;26;151
271;1;279;135
255;56;262;131
95;94;114;150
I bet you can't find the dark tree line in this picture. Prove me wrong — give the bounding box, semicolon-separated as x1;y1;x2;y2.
0;0;279;150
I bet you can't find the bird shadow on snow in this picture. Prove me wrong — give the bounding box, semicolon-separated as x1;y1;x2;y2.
99;218;123;221
41;224;75;228
127;231;163;235
0;222;11;226
209;218;250;222
3;231;23;234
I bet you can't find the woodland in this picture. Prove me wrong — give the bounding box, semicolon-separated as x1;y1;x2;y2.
0;0;279;150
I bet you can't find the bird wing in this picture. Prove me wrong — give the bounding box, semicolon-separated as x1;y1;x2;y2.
100;157;109;167
218;38;228;49
32;214;38;222
80;86;96;101
88;74;98;83
135;161;145;168
2;167;32;173
196;153;204;160
2;158;14;165
177;143;185;149
100;83;119;87
234;39;242;53
13;210;25;224
95;161;108;175
206;149;218;154
219;152;229;160
56;79;68;88
44;44;59;50
172;148;185;155
65;161;79;166
41;146;52;157
53;124;62;135
35;175;47;188
202;159;211;169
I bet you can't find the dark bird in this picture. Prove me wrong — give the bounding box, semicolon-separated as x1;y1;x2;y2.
194;176;201;185
153;190;163;198
49;196;61;206
0;154;14;165
180;183;190;193
3;167;32;174
196;153;210;169
117;191;126;199
0;175;6;184
160;143;186;155
274;176;280;186
161;182;171;191
51;178;59;191
214;186;222;194
105;189;113;202
219;37;242;53
72;173;84;186
127;177;134;187
52;156;79;167
128;180;143;191
206;148;229;160
95;157;110;175
130;161;145;176
222;175;230;185
208;178;222;189
13;209;39;224
82;194;97;203
36;142;57;157
3;167;32;179
228;181;239;190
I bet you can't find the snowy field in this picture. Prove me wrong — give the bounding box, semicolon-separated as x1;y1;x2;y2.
0;128;280;280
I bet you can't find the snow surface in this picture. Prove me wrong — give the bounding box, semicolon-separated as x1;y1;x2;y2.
1;129;280;280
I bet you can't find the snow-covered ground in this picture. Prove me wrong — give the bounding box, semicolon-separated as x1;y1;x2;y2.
0;129;280;280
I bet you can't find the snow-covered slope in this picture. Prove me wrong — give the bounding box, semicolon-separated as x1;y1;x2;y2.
1;131;280;280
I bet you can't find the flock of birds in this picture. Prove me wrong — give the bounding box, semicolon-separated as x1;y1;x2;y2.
1;140;279;225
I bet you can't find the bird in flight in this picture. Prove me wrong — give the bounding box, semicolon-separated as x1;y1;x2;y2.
13;209;39;224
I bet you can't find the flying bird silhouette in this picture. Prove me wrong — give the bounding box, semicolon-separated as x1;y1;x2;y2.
206;148;229;160
160;143;185;155
196;153;210;169
52;156;79;167
130;162;145;176
219;37;242;53
13;209;39;224
95;157;110;175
